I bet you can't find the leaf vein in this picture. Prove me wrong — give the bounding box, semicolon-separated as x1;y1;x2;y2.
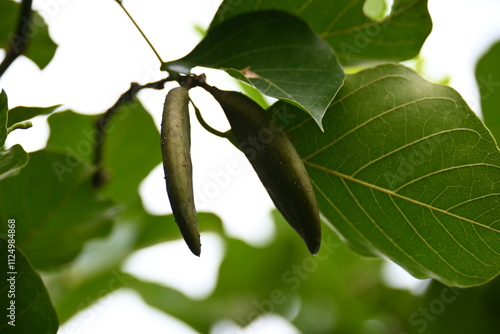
305;161;500;234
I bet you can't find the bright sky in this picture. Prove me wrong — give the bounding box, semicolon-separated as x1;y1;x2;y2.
1;0;500;333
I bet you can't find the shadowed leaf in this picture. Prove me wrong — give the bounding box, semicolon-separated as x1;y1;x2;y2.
0;239;59;333
269;64;500;287
164;11;344;128
210;0;431;66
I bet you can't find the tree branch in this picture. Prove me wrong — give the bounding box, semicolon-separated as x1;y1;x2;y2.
92;77;172;188
0;0;33;78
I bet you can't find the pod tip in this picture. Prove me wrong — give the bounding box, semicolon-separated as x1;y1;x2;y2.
187;242;201;257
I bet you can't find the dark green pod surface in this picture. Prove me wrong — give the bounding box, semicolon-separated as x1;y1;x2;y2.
206;86;321;254
161;86;200;256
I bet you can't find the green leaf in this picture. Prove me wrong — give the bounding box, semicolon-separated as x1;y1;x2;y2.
269;64;500;287
7;105;60;128
164;10;344;128
0;150;118;269
1;90;7;146
0;144;29;181
47;101;161;203
210;0;432;66
0;239;59;334
0;0;58;69
236;81;270;110
476;40;500;144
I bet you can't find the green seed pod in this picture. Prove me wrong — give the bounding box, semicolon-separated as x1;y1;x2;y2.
161;86;200;256
205;85;321;254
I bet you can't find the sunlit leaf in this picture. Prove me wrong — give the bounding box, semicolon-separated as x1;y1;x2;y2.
210;0;432;66
476;40;500;144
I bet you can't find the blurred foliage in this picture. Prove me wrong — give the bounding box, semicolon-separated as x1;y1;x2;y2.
0;1;499;333
0;0;58;70
0;150;118;269
476;40;500;144
0;91;29;180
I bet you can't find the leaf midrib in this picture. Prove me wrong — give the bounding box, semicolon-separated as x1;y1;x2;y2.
305;160;500;233
312;177;485;281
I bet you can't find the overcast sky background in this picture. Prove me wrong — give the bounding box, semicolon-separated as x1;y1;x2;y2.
1;0;500;333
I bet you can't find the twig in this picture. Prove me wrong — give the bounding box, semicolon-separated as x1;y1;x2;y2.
92;77;171;188
0;0;33;78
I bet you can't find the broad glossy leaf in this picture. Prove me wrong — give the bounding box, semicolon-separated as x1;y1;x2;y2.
0;0;58;69
210;0;431;66
269;64;500;287
476;40;500;143
164;11;344;128
7;105;59;128
0;150;118;269
0;144;29;180
47;100;161;203
0;239;59;333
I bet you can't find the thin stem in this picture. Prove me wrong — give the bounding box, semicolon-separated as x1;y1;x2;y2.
7;121;32;133
114;0;163;64
0;0;33;78
92;76;172;188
